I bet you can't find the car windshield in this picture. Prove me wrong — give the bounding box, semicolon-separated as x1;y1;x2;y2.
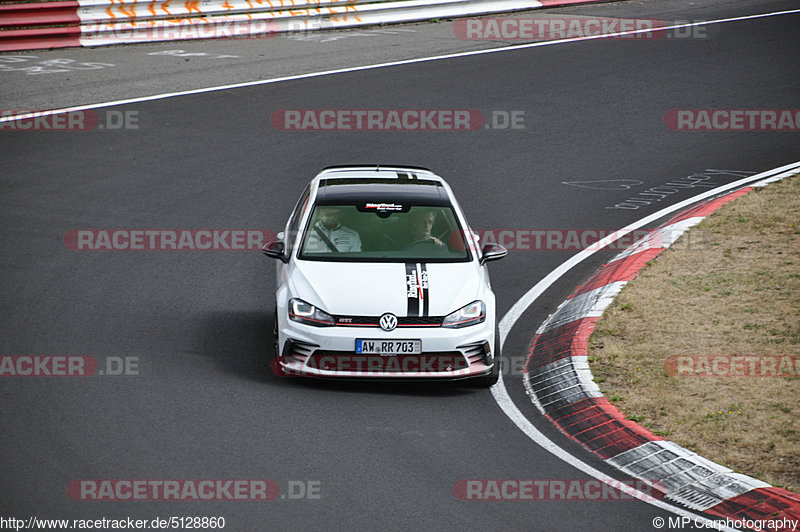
298;204;472;262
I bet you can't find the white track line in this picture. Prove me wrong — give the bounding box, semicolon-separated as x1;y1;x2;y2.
492;160;800;528
1;8;799;123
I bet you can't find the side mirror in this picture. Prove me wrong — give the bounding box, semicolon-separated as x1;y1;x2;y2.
480;242;508;265
262;241;288;263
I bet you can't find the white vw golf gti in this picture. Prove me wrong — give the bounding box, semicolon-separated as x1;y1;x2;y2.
263;166;507;386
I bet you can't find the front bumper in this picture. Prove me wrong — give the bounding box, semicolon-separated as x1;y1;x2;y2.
275;320;496;379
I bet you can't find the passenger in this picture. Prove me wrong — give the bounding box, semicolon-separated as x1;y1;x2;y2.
305;206;361;253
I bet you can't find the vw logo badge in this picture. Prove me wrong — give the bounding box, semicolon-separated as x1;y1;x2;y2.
379;313;398;331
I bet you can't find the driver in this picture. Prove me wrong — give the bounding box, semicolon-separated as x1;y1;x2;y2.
305;206;362;253
409;209;444;247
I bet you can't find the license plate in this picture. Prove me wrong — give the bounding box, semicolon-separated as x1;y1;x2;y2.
355;339;421;355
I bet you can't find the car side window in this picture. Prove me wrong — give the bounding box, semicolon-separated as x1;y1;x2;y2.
285;185;310;257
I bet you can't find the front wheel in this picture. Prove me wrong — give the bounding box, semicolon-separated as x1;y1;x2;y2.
269;306;285;377
472;356;500;387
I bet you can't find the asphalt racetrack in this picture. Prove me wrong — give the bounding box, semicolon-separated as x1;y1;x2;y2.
1;0;798;529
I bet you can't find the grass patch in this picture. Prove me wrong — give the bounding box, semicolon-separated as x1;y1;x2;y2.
588;174;800;493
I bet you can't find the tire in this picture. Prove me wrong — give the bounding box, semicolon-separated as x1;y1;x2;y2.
269;306;285;377
272;307;279;356
472;356;500;387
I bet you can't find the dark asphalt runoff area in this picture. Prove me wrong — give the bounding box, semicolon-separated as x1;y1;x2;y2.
1;0;798;529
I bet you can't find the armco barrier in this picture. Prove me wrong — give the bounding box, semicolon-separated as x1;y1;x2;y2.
0;0;604;51
524;167;800;525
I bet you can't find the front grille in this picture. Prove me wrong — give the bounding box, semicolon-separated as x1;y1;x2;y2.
307;351;468;373
333;315;444;327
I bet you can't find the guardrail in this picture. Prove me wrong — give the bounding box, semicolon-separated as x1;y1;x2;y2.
0;0;546;51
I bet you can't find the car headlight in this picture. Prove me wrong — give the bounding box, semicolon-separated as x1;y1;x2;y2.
288;298;335;327
442;300;486;328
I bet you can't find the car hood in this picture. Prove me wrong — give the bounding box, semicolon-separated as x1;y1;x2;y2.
289;260;482;317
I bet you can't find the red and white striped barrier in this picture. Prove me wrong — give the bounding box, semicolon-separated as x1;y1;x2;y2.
0;0;607;51
524;169;800;523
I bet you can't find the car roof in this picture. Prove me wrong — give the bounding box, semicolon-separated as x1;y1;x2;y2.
312;166;452;206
